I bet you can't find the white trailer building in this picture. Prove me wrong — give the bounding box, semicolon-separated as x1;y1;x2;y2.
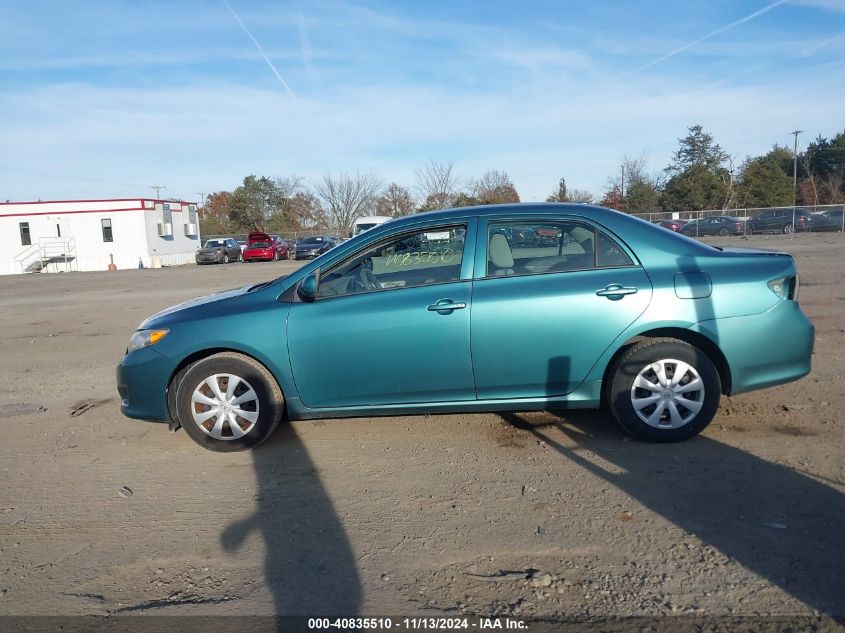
0;198;202;275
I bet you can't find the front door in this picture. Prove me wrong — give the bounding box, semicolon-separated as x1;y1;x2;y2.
287;222;477;408
471;218;653;399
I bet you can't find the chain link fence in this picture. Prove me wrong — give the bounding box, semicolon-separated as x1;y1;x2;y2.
630;204;845;237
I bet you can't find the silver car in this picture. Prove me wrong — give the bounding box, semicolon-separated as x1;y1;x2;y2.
196;238;241;264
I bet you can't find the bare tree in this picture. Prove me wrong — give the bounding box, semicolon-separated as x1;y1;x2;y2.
472;170;520;204
315;172;382;235
416;160;460;210
566;188;595;204
376;182;415;217
821;172;845;204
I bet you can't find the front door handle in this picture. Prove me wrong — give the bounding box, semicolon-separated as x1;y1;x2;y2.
427;299;467;314
596;284;638;300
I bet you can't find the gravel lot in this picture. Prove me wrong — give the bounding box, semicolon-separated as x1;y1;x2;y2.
1;234;844;625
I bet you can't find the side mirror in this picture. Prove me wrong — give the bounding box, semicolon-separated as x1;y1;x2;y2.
297;271;319;302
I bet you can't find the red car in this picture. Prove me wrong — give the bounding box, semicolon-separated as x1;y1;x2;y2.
653;219;688;232
242;232;289;262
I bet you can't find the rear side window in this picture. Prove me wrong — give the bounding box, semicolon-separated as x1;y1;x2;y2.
486;220;633;277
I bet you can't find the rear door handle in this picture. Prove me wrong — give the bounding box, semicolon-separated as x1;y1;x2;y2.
596;284;638;300
427;299;467;313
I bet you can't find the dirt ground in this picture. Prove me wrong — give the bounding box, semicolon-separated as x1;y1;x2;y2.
1;233;844;625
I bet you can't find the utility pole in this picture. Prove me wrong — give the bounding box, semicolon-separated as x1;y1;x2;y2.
150;185;167;199
620;163;625;200
791;130;802;236
196;192;206;209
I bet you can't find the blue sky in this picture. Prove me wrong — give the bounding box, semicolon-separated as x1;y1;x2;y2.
1;0;844;203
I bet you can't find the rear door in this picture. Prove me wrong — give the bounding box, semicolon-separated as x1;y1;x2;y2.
470;216;652;399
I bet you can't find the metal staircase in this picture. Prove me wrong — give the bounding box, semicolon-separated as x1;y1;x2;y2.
14;238;77;273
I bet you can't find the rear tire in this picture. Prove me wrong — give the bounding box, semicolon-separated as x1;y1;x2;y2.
175;352;284;452
606;338;720;442
719;228;729;236
782;223;794;234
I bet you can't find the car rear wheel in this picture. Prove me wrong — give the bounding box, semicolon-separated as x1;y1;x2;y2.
719;228;729;236
606;338;720;442
782;223;794;234
175;352;284;452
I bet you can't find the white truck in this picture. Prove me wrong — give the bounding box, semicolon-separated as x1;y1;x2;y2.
351;216;392;237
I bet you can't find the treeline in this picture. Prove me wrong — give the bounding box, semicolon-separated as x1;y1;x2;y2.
199;124;845;236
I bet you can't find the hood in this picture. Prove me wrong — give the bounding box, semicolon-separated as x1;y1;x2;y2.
198;246;224;254
139;285;249;329
248;231;272;244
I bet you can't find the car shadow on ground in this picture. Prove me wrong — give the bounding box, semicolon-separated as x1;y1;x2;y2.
220;423;361;620
499;409;845;617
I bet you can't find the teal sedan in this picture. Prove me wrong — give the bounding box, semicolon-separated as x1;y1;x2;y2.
117;204;814;451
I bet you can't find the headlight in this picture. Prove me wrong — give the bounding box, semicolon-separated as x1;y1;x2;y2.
127;329;169;354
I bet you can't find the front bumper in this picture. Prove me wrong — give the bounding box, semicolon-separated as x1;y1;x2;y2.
116;346;176;421
243;250;273;261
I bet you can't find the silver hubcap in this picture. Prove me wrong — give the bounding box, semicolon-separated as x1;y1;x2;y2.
190;373;259;440
630;359;705;429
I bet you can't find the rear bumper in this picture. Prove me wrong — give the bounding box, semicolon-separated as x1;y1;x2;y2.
116;346;175;421
691;300;814;395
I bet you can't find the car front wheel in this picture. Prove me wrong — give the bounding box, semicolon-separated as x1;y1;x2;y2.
175;352;284;452
606;338;720;442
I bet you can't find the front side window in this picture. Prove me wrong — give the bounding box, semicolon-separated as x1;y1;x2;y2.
318;225;466;298
20;222;31;246
486;220;633;277
101;218;113;242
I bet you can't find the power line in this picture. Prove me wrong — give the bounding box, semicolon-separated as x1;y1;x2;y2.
150;185;167;199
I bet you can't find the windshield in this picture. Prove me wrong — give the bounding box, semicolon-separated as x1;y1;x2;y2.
300;237;325;245
204;240;224;248
249;242;271;248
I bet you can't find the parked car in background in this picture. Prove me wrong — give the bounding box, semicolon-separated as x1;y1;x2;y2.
242;232;289;262
296;235;335;259
196;238;241;264
747;207;813;234
653;219;688;232
810;209;844;232
118;203;814;451
681;216;745;237
284;239;298;259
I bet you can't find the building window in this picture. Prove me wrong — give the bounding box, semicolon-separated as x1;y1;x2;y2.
20;222;31;246
102;218;113;242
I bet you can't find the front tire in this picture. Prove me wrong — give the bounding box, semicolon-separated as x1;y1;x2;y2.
223;253;230;264
175;352;284;452
606;338;720;442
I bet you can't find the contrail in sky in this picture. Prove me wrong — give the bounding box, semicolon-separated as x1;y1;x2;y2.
221;0;297;98
636;0;790;71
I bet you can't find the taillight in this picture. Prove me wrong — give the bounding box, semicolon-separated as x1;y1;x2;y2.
768;275;798;300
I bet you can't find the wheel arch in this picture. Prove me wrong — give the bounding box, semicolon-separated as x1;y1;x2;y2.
600;327;733;400
165;347;286;427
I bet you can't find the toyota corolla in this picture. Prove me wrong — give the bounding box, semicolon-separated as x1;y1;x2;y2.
117;203;814;451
